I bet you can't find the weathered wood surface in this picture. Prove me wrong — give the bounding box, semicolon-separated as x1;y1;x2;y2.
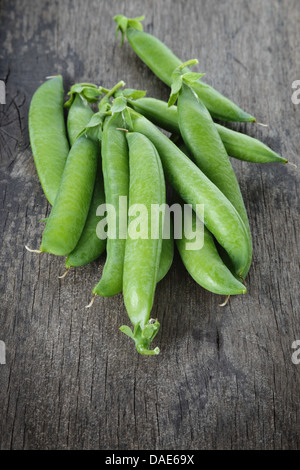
0;0;299;450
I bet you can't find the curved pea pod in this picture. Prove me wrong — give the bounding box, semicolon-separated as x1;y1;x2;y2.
87;223;172;302
114;15;255;122
92;113;129;298
215;125;287;164
121;132;165;355
28;75;70;205
176;205;246;295
40;135;98;256
129;97;287;164
128;108;249;278
67;93;94;146
157;228;174;283
175;79;252;277
65;161;106;269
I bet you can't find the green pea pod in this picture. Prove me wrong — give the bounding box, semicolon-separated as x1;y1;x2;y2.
213;125;287;164
65;161;106;268
128;97;287;164
40;135;99;256
113;15;255;122
157;228;174;283
121;132;165;355
127;108;249;278
155;125;174;284
92;113;129;297
28;75;70;205
170;135;192;158
62;97;106;270
67;93;94;146
88;218;172;301
175;79;252;277
176;204;247;295
128;97;180;135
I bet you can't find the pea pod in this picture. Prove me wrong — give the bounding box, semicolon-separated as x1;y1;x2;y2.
176;205;247;295
86;220;173;307
155;130;174;284
121;132;165;355
66;93;94;146
114;15;255;122
154;123;174;284
28;75;70;205
128;97;287;164
65;161;106;269
40;135;98;256
157;228;174;283
93;115;174;296
92;112;129;297
62;94;106;270
172;67;252;277
89;89;172;301
127;107;249;278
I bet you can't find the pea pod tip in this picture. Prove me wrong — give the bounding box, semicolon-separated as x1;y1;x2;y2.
287;160;297;168
85;294;96;309
58;267;70;279
219;295;230;307
25;245;42;254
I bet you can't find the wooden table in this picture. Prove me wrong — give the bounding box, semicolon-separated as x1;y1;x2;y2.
0;0;299;450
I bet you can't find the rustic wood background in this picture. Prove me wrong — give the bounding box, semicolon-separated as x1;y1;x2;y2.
0;0;299;450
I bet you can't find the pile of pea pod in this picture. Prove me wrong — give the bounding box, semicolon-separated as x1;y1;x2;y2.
26;15;287;356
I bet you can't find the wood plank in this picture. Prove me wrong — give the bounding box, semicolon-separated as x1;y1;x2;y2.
0;0;299;450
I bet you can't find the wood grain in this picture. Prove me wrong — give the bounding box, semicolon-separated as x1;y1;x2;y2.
0;0;299;450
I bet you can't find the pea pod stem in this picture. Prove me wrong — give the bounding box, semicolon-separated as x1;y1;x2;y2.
64;83;103;109
219;295;231;307
58;267;70;279
179;59;198;70
85;294;96;309
25;246;42;254
100;80;125;99
120;322;160;356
